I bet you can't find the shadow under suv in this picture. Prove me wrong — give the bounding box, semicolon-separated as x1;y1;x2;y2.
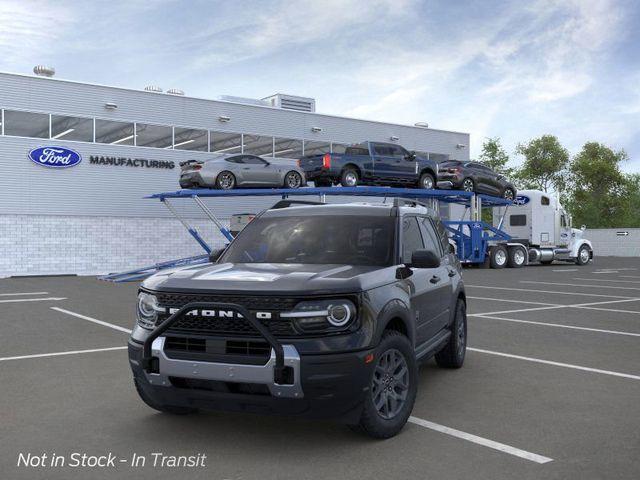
128;200;467;438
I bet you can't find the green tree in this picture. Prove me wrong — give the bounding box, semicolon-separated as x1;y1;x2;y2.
515;135;569;192
478;137;514;177
566;142;632;228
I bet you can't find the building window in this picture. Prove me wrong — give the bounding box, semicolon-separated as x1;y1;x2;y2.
173;127;208;151
95;119;135;145
273;137;303;159
303;140;331;156
135;123;172;148
331;143;348;154
51;115;93;142
429;153;450;163
210;131;243;154
3;110;49;138
243;134;274;156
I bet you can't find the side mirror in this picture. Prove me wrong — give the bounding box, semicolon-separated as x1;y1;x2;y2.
409;249;441;268
208;248;225;263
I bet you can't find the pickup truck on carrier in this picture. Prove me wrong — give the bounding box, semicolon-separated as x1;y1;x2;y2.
298;141;440;189
128;199;466;438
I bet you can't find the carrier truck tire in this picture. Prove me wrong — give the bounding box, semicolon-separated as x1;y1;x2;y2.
507;246;526;268
489;245;508;269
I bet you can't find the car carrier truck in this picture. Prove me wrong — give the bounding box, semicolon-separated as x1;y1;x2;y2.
488;189;593;268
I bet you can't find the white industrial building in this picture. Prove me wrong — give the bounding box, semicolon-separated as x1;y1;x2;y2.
0;69;471;277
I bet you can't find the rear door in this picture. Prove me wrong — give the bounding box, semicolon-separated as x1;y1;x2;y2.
371;143;396;180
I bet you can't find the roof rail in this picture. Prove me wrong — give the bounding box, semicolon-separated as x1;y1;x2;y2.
270;199;325;209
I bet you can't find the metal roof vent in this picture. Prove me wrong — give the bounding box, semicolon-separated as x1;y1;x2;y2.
262;94;316;112
144;85;163;93
167;88;185;96
33;65;55;77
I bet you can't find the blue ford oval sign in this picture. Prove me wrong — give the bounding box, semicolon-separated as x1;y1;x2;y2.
514;195;530;206
28;146;82;168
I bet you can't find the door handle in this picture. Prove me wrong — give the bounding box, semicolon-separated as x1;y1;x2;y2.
448;269;456;277
242;167;250;170
430;275;441;284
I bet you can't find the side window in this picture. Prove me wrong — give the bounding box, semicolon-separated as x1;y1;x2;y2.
225;156;242;164
243;155;267;165
418;217;441;256
510;215;527;226
541;196;550;206
431;218;450;254
402;217;424;264
561;215;567;227
373;144;391;156
389;145;407;158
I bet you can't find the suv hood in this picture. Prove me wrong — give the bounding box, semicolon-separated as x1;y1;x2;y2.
142;262;397;295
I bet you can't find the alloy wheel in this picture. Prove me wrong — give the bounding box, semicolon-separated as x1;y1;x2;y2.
286;172;302;189
344;172;358;187
218;172;235;190
372;348;409;420
421;176;434;189
503;188;515;200
462;179;474;192
580;247;590;263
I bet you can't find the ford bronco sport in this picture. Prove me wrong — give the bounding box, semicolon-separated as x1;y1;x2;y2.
128;199;467;438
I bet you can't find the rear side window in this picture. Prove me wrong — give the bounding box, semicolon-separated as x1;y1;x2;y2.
431;218;451;253
345;147;369;156
226;156;244;164
418;217;442;256
510;215;527;226
402;217;424;264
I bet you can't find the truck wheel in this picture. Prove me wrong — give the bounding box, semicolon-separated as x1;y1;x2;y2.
418;172;435;189
133;378;198;415
576;245;591;265
490;245;508;269
352;330;417;439
435;298;466;368
507;246;526;268
340;168;359;187
216;171;236;190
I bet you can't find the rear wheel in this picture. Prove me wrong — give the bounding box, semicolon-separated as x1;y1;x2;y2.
503;187;515;201
216;171;236;190
418;172;435;189
462;178;475;192
340;168;359;187
134;378;197;415
576;245;591;265
353;330;417;439
284;171;303;189
435;299;467;368
490;245;508;269
507;246;526;268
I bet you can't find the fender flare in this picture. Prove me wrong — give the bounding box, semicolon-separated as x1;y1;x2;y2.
373;299;414;348
571;238;593;258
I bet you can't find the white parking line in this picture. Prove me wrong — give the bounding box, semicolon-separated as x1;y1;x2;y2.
468;347;640;381
521;281;640;292
470;314;640;337
474;298;640;317
0;297;67;304
552;269;578;272
51;307;132;334
408;416;553;464
466;285;635;299
621;275;640;279
467;296;559;307
0;346;127;362
0;292;49;296
573;278;640;284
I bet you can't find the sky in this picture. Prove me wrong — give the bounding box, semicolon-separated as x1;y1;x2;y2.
1;0;639;171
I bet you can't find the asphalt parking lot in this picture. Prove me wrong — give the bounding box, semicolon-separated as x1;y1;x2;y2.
1;257;639;480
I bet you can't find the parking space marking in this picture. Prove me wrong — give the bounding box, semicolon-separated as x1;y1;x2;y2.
0;346;127;362
408;416;553;464
0;297;66;304
468;348;640;381
466;284;636;299
474;298;640;317
621;275;640;279
467;296;559;307
51;307;132;334
0;292;49;296
552;269;578;272
470;314;640;337
573;278;640;284
521;281;640;292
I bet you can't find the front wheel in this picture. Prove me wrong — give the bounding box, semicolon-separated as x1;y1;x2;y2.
418;172;435;189
435;299;467;368
353;330;417;439
576;245;591;265
284;171;303;189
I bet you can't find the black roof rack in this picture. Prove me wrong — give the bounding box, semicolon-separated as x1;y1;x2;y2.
270;199;325;209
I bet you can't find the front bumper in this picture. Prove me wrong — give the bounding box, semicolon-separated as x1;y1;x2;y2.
129;338;373;422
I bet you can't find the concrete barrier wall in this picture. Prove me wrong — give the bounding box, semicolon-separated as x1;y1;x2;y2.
584;228;640;257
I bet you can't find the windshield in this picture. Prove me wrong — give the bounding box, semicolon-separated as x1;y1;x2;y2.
220;215;396;266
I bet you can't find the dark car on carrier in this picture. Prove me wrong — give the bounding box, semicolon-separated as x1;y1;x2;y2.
128;199;467;438
298;141;439;190
437;160;517;200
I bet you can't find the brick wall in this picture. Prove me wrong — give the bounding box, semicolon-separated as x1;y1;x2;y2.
0;215;229;278
583;228;640;257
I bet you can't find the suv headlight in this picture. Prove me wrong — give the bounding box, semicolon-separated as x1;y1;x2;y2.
281;299;356;333
136;292;160;329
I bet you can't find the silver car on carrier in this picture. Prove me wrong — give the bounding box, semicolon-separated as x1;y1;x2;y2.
179;154;306;190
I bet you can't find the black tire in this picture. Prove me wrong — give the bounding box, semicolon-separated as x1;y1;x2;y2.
353;330;417;439
418;172;435;190
490;245;508;269
133;378;197;415
461;178;475;192
340;168;359;187
284;171;303;189
507;246;526;268
314;179;332;187
503;187;516;201
435;299;467;368
575;245;591;265
216;171;236;190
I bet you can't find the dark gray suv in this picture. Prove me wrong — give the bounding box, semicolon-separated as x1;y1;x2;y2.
128;199;467;438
